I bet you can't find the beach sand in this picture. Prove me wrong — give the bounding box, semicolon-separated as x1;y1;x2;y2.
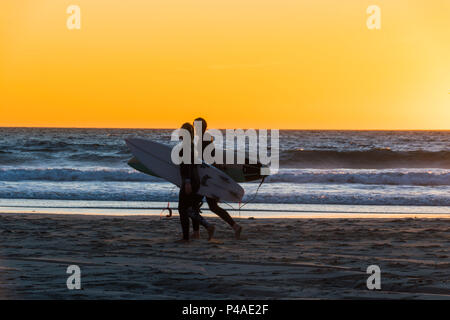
0;212;449;299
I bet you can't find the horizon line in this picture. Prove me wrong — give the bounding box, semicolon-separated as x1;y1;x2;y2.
0;126;449;131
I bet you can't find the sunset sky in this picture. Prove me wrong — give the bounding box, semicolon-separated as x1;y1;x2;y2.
0;0;449;129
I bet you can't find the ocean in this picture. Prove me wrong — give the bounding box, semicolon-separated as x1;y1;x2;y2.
0;128;449;215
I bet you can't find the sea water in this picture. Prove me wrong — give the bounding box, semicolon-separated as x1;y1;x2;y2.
0;128;449;216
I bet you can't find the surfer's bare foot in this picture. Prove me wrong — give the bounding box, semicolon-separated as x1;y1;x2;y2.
191;231;200;239
233;224;242;239
207;225;215;241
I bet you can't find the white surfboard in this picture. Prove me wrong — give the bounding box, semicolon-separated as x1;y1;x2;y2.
125;138;244;203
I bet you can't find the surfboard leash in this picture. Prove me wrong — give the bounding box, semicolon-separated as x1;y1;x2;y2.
160;185;177;219
238;175;266;213
161;202;172;219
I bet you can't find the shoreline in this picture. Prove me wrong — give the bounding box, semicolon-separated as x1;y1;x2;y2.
1;200;449;219
1;210;450;219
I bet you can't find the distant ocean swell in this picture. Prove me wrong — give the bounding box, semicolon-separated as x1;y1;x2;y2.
0;148;449;169
280;149;450;169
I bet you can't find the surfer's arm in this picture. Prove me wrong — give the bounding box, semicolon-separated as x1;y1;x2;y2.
208;138;225;169
180;163;192;180
203;137;217;164
209;136;216;159
184;180;192;194
180;163;193;194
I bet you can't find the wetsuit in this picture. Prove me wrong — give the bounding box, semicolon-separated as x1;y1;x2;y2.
178;142;210;240
201;138;235;227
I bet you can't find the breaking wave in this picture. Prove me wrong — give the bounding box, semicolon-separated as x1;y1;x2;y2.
280;149;450;169
1;167;449;186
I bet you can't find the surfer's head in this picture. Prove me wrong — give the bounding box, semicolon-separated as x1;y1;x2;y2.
181;122;194;141
194;117;207;134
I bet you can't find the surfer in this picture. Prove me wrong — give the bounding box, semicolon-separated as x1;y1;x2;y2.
193;117;243;240
177;122;215;243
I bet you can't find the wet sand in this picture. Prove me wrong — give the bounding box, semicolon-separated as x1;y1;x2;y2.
0;213;449;299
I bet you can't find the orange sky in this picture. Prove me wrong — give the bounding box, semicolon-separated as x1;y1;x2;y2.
0;0;449;129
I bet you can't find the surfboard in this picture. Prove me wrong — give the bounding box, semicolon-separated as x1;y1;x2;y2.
128;156;266;183
125;138;245;203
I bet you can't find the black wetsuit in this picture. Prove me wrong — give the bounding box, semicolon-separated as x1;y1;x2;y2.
178;142;210;240
201;138;235;227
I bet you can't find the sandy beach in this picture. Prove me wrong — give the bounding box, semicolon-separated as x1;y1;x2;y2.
0;212;448;299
